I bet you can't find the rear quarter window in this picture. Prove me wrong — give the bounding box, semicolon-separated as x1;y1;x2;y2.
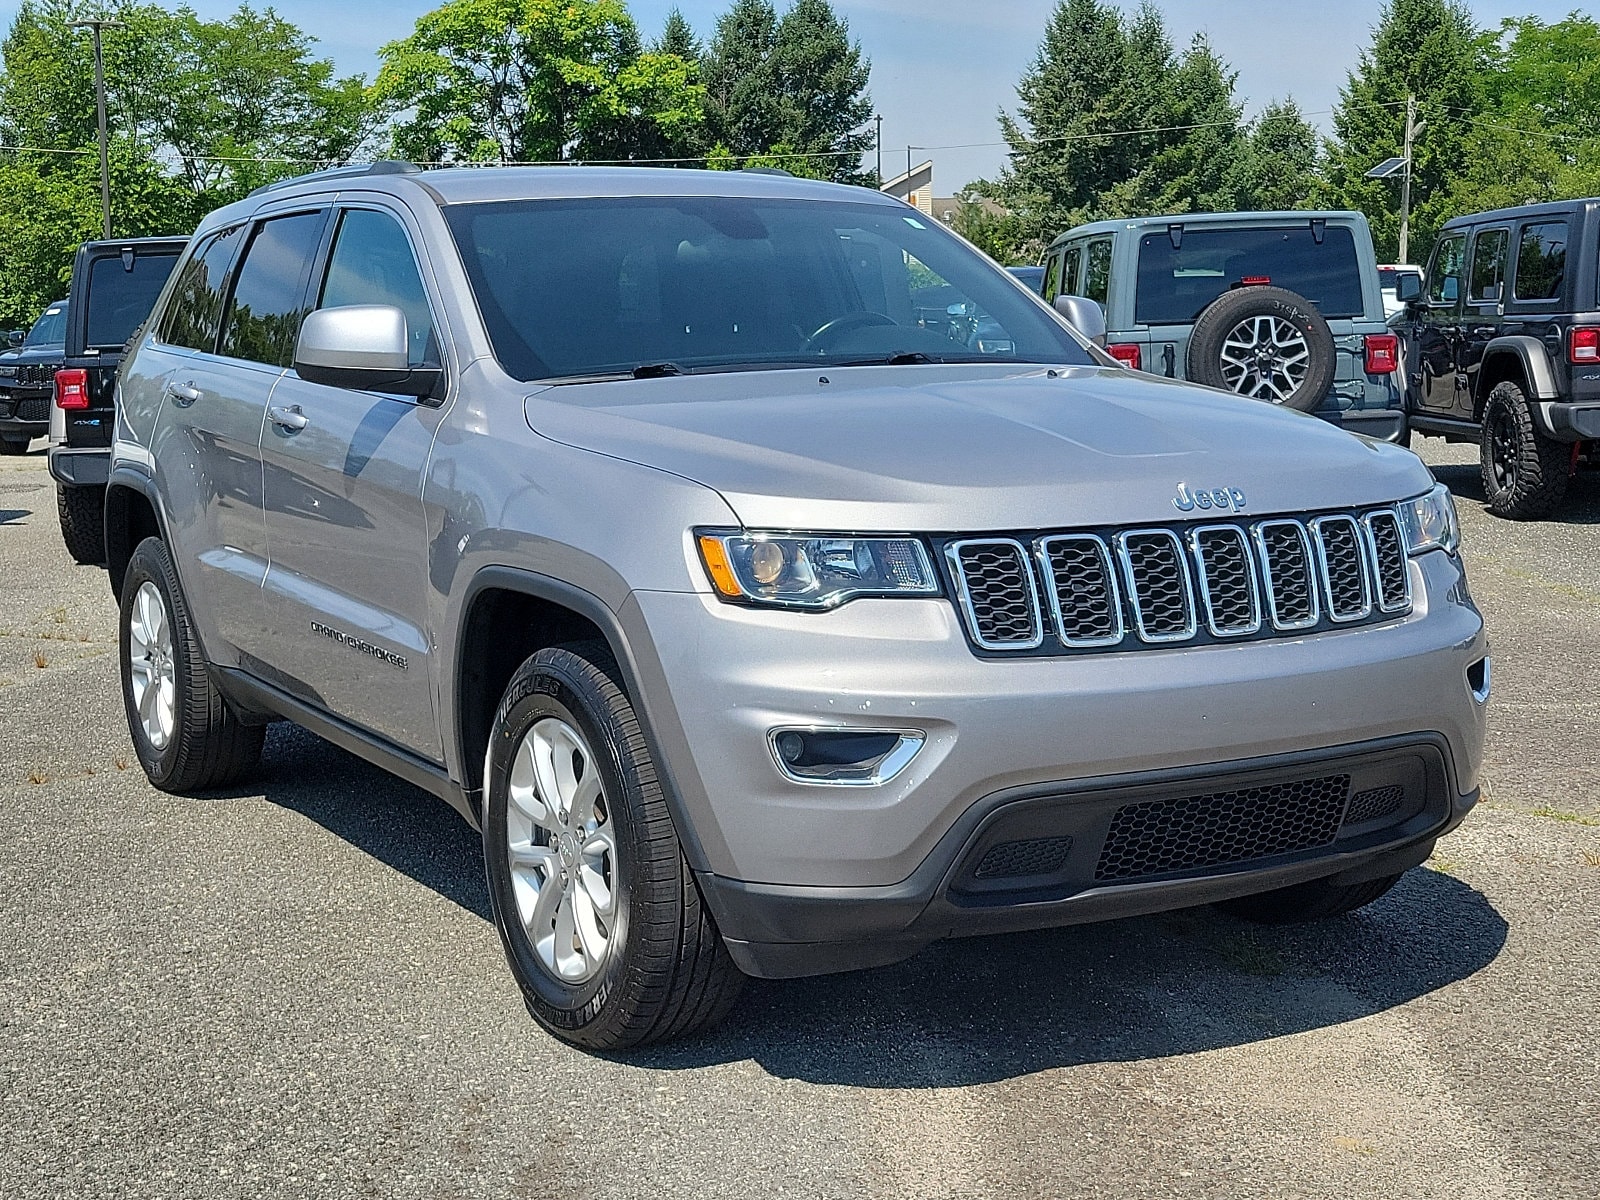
1512;221;1567;302
1135;226;1364;325
84;251;182;349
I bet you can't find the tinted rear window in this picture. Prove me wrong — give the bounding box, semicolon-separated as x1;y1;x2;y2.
1135;226;1363;325
1513;222;1567;301
84;251;182;349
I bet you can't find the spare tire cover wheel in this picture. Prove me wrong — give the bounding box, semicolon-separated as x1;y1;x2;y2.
1185;286;1337;413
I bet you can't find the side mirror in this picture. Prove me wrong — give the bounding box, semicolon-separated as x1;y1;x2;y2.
1053;293;1107;346
294;305;440;400
1395;273;1422;303
7;330;24;347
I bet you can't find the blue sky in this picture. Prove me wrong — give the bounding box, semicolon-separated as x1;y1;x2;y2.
3;1;1582;190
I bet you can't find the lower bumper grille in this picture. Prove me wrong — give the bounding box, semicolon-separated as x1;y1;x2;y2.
1095;773;1351;881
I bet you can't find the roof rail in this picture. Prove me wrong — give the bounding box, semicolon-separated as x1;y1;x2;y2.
247;160;422;198
739;166;794;178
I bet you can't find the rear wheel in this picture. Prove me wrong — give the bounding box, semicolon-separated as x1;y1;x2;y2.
1479;379;1569;520
0;436;29;455
483;644;744;1049
1215;872;1402;924
57;483;106;565
119;536;263;792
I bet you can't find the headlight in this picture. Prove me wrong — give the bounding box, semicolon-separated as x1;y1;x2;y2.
696;531;940;609
1397;482;1460;556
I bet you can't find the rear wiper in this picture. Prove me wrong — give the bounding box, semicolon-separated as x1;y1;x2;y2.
631;361;687;378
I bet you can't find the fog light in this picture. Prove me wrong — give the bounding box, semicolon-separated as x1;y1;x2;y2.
768;727;924;786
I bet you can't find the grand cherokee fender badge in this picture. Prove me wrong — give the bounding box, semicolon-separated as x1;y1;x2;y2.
310;621;408;670
1174;482;1246;513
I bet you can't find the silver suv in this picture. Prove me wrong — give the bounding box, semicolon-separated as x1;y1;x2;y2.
106;164;1489;1049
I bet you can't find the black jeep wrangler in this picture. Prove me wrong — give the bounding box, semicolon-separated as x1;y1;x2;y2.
0;299;68;453
48;236;187;562
1398;198;1599;519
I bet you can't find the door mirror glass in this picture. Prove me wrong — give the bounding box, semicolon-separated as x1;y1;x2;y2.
1395;272;1422;303
6;329;24;346
294;304;439;397
1054;294;1107;345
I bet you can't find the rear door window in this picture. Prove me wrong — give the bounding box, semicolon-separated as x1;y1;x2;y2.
161;226;246;352
1042;252;1061;303
217;211;328;367
1467;229;1509;305
1083;239;1111;306
84;248;184;350
1134;226;1363;325
1062;245;1082;297
1512;221;1567;302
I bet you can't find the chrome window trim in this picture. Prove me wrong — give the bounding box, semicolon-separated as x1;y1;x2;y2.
1310;514;1374;622
946;537;1044;651
1187;524;1263;637
1361;509;1412;614
1252;519;1321;631
1035;533;1125;648
1115;528;1198;644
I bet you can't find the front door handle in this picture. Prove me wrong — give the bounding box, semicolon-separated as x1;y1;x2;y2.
1471;327;1496;336
164;381;200;407
267;403;308;433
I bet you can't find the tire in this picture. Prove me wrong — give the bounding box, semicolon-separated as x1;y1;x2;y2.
1479;379;1570;520
1186;285;1338;412
0;436;29;455
483;643;744;1050
57;483;106;565
1214;872;1402;924
119;536;264;792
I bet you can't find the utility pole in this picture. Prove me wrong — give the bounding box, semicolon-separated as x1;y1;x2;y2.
72;19;124;240
1399;94;1421;264
874;114;882;185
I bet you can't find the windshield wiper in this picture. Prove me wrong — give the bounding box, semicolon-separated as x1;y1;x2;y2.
631;361;687;378
835;351;938;366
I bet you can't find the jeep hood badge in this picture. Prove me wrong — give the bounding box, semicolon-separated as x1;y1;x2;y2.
1174;482;1247;513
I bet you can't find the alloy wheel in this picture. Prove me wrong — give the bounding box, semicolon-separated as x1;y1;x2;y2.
504;717;619;984
1218;315;1311;403
126;581;177;751
1488;405;1519;492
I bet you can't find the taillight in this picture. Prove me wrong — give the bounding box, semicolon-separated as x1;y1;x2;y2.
54;368;88;410
1106;342;1142;370
1571;327;1600;363
1364;333;1399;375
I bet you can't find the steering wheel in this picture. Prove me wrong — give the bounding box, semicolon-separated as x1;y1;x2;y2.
804;311;897;350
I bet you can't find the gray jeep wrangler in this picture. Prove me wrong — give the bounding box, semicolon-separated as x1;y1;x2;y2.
106;164;1488;1049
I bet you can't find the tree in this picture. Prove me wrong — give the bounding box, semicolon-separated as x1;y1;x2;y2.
1225;99;1321;211
701;0;780;158
770;0;872;184
374;0;704;164
654;7;701;61
1321;0;1486;262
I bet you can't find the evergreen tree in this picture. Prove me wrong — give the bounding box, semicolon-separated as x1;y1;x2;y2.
702;0;780;156
1321;0;1486;261
771;0;872;184
1224;99;1321;211
654;7;701;61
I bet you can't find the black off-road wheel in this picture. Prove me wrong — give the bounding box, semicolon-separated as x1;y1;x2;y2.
119;536;264;792
1215;872;1403;924
483;643;744;1050
1186;285;1337;412
57;483;106;565
1479;379;1570;520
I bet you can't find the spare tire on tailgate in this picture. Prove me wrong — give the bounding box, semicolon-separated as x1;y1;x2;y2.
1185;285;1336;412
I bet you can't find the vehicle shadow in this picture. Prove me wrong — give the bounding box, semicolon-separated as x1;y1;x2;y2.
0;508;30;524
249;725;1507;1087
1430;454;1600;525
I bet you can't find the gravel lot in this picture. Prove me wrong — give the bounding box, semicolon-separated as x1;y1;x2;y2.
2;434;1597;1200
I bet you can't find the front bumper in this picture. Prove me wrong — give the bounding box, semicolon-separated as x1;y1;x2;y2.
619;549;1486;974
0;391;49;439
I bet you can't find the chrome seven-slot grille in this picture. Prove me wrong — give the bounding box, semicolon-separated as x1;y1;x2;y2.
945;507;1410;655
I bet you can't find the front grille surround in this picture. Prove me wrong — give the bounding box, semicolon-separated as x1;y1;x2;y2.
943;505;1411;657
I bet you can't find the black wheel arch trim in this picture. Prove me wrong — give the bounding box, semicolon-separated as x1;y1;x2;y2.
104;464;169;597
1478;335;1561;406
451;565;720;872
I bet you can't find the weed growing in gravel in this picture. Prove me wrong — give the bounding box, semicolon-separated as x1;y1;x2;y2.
1428;855;1460;876
26;768;47;785
114;758;128;771
1581;850;1600;868
48;606;66;623
1530;806;1600;828
32;650;46;668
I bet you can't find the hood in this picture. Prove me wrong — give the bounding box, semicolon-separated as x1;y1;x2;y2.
523;364;1432;531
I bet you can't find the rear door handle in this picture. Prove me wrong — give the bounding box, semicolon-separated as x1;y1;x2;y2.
164;382;201;407
1471;327;1496;336
267;404;308;433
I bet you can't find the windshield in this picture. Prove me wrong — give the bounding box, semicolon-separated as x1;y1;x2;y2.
444;196;1092;381
1135;226;1364;325
24;303;66;347
84;250;182;349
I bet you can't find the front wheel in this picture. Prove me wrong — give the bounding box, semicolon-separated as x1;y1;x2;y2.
1479;379;1569;520
483;644;743;1050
